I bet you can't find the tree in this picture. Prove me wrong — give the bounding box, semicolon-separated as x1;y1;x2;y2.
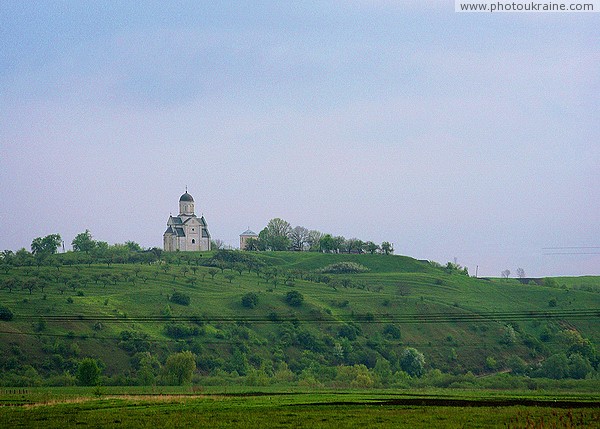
289;226;309;251
285;290;304;307
211;239;225;250
400;347;425;377
516;267;526;279
306;230;323;251
364;241;379;255
31;234;62;256
319;234;335;253
125;241;142;252
0;305;14;321
241;292;259;308
22;278;38;295
501;269;511;280
381;242;394;255
2;277;20;293
243;237;259;251
164;351;196;385
264;218;292;251
72;230;96;253
77;358;102;386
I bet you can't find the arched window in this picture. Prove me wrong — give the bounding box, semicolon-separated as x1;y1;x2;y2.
191;239;196;244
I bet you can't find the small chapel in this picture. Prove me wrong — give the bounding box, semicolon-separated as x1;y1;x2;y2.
163;190;211;252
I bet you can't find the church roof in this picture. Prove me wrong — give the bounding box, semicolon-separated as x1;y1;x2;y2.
169;216;183;224
240;229;258;236
164;226;175;235
175;227;186;237
179;192;194;202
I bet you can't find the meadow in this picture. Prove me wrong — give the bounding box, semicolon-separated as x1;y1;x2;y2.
0;387;599;428
0;250;599;388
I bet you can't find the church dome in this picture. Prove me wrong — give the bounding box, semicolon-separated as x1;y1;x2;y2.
179;192;194;202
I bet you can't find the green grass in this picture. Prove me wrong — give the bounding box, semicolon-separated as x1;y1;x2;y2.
0;252;599;380
0;388;599;428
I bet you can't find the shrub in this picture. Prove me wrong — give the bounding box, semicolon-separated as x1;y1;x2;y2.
285;290;304;307
0;306;14;321
319;262;370;274
383;324;401;339
241;292;259;308
170;291;190;306
164;323;200;339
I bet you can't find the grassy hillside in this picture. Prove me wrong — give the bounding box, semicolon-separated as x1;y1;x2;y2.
0;250;598;386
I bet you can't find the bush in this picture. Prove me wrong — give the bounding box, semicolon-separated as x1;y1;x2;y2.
319;262;370;274
241;292;259;308
285;290;304;307
164;323;200;339
383;324;401;339
170;291;190;306
0;306;14;321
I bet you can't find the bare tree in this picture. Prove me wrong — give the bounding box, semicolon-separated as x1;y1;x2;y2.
289;226;310;251
211;239;225;250
501;269;511;280
516;267;526;279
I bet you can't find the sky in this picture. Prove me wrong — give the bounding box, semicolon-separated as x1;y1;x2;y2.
0;1;598;277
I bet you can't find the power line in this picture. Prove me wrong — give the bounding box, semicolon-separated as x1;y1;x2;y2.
10;309;599;324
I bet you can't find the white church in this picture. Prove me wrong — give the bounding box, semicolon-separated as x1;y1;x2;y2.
163;190;211;252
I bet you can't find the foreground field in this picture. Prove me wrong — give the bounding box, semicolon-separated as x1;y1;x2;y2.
1;388;599;428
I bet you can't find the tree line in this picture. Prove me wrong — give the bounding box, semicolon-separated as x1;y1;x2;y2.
244;218;394;254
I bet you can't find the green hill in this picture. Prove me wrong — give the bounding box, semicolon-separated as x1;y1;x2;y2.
0;250;598;387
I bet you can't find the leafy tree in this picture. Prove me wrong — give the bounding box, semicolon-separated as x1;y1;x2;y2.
285;290;304;307
264;218;292;250
164;351;196;385
125;241;142;252
2;277;20;293
383;324;402;340
539;353;568;379
72;230;96;253
77;358;102;386
31;234;62;256
14;248;34;266
243;237;259;251
208;268;218;279
22;278;38;295
364;241;379;254
241;292;259;308
400;347;425;377
319;234;336;253
381;241;394;255
501;269;511;280
170;291;190;306
568;353;593;379
0;305;14;321
224;273;236;283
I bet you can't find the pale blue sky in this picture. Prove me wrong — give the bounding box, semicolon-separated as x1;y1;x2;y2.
1;1;598;276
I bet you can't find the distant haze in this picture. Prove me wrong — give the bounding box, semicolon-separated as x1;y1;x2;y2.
1;2;598;277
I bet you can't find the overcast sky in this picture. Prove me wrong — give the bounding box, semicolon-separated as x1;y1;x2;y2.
0;1;598;277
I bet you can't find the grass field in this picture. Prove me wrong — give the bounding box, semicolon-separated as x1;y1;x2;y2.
0;387;599;428
1;250;599;385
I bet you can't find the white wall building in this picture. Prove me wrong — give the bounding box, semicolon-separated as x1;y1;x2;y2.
163;191;211;252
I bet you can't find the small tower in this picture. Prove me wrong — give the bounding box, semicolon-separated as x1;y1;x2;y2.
240;228;258;250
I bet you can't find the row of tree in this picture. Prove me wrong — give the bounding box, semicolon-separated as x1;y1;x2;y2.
245;218;394;254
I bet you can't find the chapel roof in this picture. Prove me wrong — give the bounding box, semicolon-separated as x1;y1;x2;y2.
240;229;258;236
179;192;194;202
